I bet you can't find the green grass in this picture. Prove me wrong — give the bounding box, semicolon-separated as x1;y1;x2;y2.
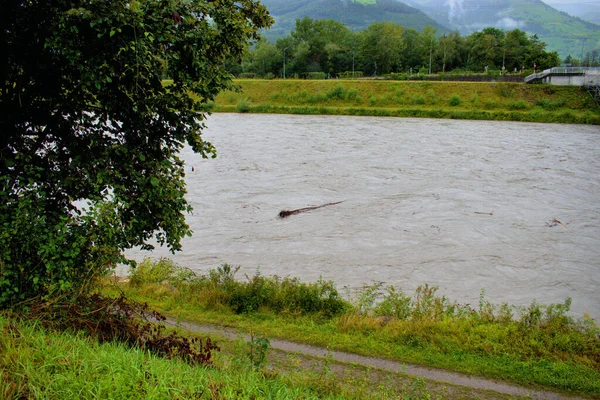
204;79;600;125
0;315;444;399
100;259;600;398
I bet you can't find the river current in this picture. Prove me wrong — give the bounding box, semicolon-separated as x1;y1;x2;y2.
126;114;600;320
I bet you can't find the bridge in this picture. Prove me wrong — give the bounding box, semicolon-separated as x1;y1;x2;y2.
525;67;600;106
524;67;600;85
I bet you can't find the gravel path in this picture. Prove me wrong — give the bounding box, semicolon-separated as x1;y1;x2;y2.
162;318;587;400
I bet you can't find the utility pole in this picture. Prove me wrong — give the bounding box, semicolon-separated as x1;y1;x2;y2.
580;38;587;67
283;47;289;79
428;37;434;75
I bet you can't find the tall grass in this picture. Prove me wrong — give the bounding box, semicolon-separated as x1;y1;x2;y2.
1;316;437;399
129;260;348;316
116;259;600;397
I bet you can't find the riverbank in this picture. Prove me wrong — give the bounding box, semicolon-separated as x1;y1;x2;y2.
101;259;600;398
206;79;600;124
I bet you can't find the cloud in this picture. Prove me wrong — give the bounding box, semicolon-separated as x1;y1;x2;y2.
445;0;465;23
495;17;525;29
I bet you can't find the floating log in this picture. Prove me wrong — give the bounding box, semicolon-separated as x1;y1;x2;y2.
474;211;494;216
278;201;343;219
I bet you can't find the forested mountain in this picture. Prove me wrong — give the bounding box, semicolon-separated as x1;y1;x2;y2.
544;0;600;26
402;0;600;58
260;0;449;41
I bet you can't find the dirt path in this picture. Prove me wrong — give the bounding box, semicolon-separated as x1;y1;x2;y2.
163;318;587;400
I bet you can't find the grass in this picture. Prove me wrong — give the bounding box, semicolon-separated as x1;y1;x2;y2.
1;315;445;399
100;259;600;398
201;79;600;125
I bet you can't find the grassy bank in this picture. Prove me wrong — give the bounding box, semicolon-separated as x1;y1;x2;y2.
1;315;446;399
206;79;600;124
101;259;600;398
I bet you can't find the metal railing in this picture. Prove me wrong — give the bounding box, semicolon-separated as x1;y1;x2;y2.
525;67;600;84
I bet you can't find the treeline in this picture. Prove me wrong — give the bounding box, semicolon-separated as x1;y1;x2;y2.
228;17;568;79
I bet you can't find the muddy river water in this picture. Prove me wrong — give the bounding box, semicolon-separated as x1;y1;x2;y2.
126;113;600;320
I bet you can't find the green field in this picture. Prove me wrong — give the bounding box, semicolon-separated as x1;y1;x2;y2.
207;79;600;124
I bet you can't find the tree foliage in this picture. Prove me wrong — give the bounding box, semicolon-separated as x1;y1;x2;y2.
239;18;561;77
0;0;272;307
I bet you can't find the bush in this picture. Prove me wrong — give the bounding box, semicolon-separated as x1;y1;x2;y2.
449;94;462;106
535;98;566;110
412;96;426;105
326;84;346;100
345;87;359;101
237;98;250;112
508;100;528;110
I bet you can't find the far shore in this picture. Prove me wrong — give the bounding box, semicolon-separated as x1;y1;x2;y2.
202;79;600;125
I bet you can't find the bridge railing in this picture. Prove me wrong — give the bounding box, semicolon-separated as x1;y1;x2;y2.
525;67;600;84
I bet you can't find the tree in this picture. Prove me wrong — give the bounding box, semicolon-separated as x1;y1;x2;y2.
359;22;405;75
0;0;272;307
435;31;461;73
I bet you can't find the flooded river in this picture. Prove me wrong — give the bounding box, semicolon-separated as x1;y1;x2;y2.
127;114;600;320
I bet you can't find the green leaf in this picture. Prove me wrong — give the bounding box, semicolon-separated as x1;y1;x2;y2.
150;178;159;187
110;29;116;38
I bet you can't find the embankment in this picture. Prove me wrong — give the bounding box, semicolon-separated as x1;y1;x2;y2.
209;79;600;124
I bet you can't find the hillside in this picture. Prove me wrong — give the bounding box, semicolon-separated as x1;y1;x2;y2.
403;0;600;58
260;0;450;41
544;0;600;26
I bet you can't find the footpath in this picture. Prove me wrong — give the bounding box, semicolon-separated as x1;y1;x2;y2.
163;318;587;400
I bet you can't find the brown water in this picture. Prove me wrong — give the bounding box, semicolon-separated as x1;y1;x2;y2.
126;114;600;320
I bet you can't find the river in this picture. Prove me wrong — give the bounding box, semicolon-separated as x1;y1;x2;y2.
126;113;600;320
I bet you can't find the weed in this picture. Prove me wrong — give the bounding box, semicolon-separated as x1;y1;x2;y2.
247;332;270;370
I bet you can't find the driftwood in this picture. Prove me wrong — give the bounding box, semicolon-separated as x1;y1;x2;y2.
278;201;343;219
474;211;494;216
547;218;568;228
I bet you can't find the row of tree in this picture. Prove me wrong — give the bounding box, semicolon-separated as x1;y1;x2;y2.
229;17;592;78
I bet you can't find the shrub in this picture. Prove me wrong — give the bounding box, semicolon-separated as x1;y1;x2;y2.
345;87;359;101
508;100;528;110
535;98;566;110
412;96;426;105
497;83;514;98
326;84;346;100
449;94;462;106
236;98;250;112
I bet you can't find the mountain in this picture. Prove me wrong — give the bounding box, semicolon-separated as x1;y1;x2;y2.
260;0;450;41
402;0;600;58
543;0;600;26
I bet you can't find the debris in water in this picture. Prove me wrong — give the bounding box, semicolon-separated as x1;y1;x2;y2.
278;201;343;219
474;211;494;215
546;218;568;228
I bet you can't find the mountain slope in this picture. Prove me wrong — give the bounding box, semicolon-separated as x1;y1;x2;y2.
260;0;450;41
403;0;600;58
543;0;600;26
